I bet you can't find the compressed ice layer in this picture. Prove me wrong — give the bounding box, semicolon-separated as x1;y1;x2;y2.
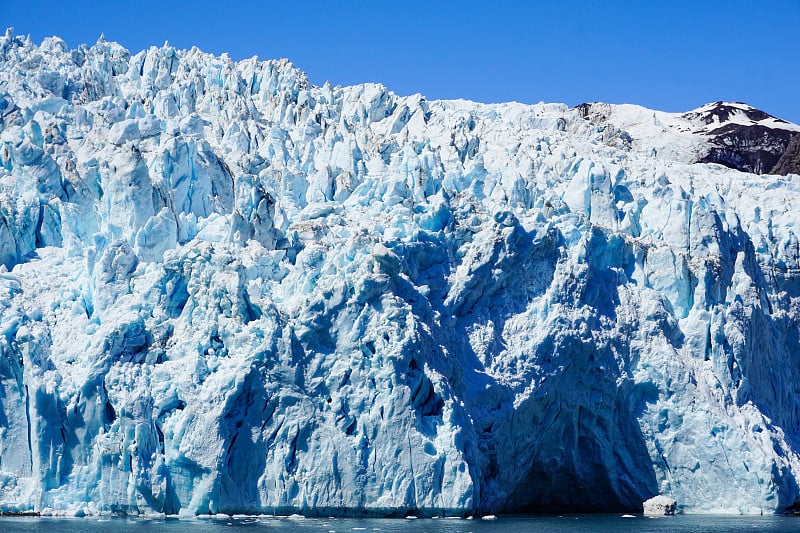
1;29;800;516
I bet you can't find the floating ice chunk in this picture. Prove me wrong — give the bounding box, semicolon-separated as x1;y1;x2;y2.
643;495;677;516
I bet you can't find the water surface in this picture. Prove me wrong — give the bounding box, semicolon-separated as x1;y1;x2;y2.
1;514;798;532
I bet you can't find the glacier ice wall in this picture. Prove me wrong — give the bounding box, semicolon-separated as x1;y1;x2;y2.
2;29;800;515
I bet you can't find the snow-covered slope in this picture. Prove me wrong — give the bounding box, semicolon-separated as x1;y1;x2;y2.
577;100;800;174
2;29;800;516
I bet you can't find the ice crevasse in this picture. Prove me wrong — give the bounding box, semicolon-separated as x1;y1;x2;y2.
1;29;800;516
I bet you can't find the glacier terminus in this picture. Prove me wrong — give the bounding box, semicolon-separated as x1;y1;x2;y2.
1;29;800;516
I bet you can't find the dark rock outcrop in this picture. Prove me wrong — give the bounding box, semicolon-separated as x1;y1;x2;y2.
771;134;800;175
687;102;799;175
698;123;796;174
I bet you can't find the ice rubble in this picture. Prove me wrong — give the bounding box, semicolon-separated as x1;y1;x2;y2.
1;29;800;516
643;494;677;516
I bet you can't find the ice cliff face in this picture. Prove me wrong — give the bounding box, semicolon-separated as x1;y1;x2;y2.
2;29;800;516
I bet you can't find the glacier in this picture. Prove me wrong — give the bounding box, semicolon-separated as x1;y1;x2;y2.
1;28;800;516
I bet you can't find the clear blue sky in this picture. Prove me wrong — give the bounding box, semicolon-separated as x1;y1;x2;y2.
2;1;799;123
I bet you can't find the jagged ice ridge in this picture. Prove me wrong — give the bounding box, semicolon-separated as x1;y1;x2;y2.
1;29;800;516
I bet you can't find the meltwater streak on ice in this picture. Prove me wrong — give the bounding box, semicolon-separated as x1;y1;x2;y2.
2;28;800;516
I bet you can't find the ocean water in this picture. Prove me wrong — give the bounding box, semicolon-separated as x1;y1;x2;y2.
1;515;799;532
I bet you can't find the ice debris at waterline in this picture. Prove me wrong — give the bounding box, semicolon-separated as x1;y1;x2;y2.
643;495;677;516
1;29;800;517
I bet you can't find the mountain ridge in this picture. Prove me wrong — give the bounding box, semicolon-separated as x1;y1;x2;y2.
575;100;800;175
